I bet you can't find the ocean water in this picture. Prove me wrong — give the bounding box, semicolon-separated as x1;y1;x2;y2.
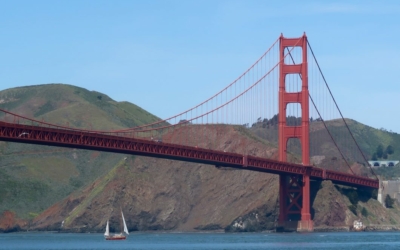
1;231;400;250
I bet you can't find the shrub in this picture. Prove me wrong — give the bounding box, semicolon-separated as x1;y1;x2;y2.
361;207;368;217
371;189;378;200
385;194;395;208
347;190;359;205
376;144;384;158
348;205;357;215
386;145;394;155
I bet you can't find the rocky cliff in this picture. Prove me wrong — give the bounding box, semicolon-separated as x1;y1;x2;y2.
30;125;400;233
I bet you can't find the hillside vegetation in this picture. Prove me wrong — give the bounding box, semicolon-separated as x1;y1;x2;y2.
0;84;161;219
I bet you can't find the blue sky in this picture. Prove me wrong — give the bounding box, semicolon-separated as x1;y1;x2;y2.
1;0;400;133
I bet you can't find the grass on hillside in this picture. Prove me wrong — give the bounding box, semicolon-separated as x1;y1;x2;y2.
19;157;78;184
374;166;400;180
64;158;127;226
0;169;51;219
0;83;163;219
0;142;129;219
235;125;276;148
0;84;162;130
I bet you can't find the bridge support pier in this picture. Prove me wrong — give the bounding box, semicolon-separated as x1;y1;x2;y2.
277;170;313;232
299;167;313;232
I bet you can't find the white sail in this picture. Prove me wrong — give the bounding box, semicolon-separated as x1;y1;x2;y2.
121;211;129;235
104;220;110;236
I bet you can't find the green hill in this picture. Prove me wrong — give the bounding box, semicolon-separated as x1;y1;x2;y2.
0;84;162;219
0;84;160;130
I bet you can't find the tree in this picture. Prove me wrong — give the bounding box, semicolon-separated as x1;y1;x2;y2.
376;144;384;158
348;205;357;215
383;151;388;160
386;145;394;155
385;194;395;208
346;190;359;205
361;207;369;217
371;153;378;161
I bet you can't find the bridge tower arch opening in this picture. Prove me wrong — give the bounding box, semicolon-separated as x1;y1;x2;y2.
278;33;313;232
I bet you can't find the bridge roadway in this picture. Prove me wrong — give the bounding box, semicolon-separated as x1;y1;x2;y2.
0;121;379;189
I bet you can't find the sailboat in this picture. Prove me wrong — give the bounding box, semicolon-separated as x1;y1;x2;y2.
104;210;129;240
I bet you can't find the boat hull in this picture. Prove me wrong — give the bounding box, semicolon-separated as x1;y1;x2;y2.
105;235;126;240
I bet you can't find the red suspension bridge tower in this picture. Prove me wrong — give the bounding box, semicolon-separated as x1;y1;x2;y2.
278;33;313;232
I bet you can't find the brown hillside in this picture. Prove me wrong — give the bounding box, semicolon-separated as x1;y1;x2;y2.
31;125;280;232
30;124;400;233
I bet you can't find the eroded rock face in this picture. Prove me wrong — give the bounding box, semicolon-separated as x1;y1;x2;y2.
225;202;279;232
4;165;400;233
29;126;281;233
4;157;399;233
2;124;398;233
30;155;280;232
312;181;355;227
0;211;27;233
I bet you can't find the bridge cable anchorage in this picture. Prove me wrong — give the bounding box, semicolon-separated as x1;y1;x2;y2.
284;47;355;175
306;41;378;180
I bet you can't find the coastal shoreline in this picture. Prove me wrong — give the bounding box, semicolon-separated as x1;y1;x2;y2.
4;226;400;234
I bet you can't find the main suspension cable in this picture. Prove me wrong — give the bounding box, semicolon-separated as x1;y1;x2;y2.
285;47;355;175
307;41;378;179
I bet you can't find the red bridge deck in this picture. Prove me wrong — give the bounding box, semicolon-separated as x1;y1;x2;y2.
0;121;378;189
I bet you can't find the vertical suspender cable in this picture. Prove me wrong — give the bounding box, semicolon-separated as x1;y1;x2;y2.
307;41;377;179
286;46;355;174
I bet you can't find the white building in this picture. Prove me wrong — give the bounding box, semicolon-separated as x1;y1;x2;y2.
353;220;364;231
368;160;399;168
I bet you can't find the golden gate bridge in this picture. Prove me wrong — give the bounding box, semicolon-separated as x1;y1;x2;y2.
0;33;379;232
